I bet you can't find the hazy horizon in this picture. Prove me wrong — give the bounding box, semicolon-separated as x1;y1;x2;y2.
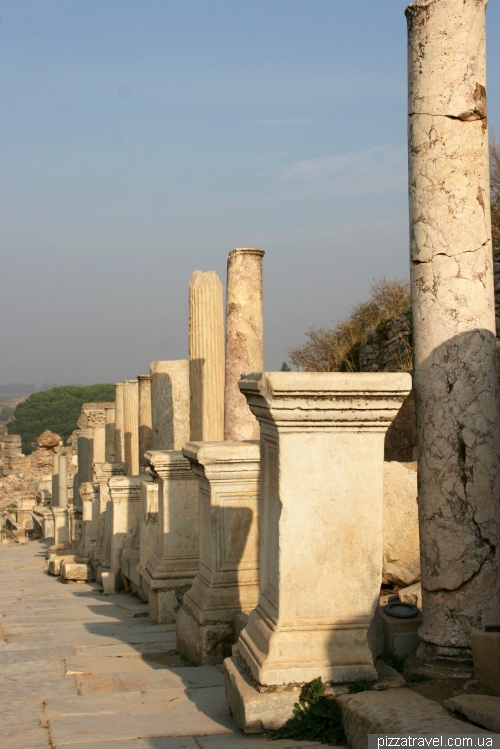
1;1;499;385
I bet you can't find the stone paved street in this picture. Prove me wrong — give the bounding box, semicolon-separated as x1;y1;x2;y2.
0;540;324;748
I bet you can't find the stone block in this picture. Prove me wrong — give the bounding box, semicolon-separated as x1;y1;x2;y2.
223;656;301;734
101;570;116;595
399;582;422;609
61;561;94;582
338;689;492;749
444;694;500;733
48;555;75;576
472;628;500;695
383;461;420;587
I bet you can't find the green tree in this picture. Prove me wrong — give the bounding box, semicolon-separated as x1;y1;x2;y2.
7;384;115;454
0;405;14;422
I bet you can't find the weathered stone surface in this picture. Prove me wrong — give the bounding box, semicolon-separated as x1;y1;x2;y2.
472;628;500;695
47;554;75;576
51;451;59;507
142;451;199;623
93;462;128;567
189;270;225;441
407;0;500;652
444;694;500;733
227;371;411;710
138;478;159;587
138;374;152;469
123;380;140;476
339;689;491;749
224;248;265;441
383;461;420;587
150;360;190;450
177;440;260;666
399;581;422;609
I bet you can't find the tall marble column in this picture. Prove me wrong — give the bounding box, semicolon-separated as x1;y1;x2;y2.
51;453;59;507
224;248;265;441
138;374;153;470
104;404;115;462
189;271;225;441
114;383;125;463
407;0;500;661
58;454;68;508
123;380;139;476
150;360;190;450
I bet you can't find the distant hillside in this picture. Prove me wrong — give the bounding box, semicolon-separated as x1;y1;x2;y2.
7;384;115;454
0;383;37;394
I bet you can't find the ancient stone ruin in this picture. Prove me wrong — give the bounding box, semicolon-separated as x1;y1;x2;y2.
2;0;499;743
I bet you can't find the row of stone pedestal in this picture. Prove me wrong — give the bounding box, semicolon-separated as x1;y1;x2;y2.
46;0;500;729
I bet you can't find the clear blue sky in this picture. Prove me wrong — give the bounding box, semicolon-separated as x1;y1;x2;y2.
1;1;499;385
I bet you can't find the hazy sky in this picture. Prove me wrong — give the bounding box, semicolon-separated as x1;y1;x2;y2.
1;1;499;385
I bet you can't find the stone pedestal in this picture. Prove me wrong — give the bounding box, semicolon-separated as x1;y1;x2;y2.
78;481;99;557
51;453;59;507
93;462;128;568
224;248;265;441
108;475;153;592
138;479;159;591
177;441;260;665
138;374;153;469
123;380;139;476
73;429;92;511
224;372;411;732
104;404;115;462
58;454;68;508
114;383;125;463
189;271;225;441
150;360;190;450
52;507;69;547
142;450;199;623
406;0;500;658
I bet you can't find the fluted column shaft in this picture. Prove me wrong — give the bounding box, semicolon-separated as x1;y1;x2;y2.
138;375;153;469
58;454;68;508
123;380;140;476
114;383;125;463
189;271;225;441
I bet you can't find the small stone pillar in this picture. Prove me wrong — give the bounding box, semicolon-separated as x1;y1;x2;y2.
177;441;260;665
142;450;199;623
406;0;500;660
104;404;115;462
224;248;265;441
114;383;125;463
51;453;60;507
52;507;69;547
138;375;153;470
58;454;68;508
150;360;190;450
189;271;225;441
123;380;140;475
224;372;411;732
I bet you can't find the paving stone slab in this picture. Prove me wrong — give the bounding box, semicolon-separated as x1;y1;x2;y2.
48;687;234;744
56;739;199;749
69;666;223;697
338;690;492;749
74;641;177;658
66;653;186;675
444;695;500;733
196;735;326;748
